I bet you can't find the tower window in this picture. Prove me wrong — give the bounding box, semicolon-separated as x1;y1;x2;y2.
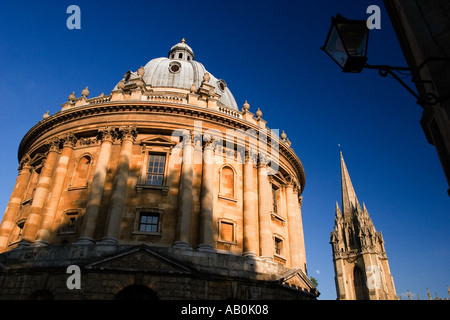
274;237;284;256
169;62;181;74
71;155;91;188
59;211;79;235
133;207;164;235
178;53;183;59
219;221;234;242
272;185;278;213
146;154;166;186
16;221;25;241
139;212;160;233
218;219;236;244
217;79;227;92
219;166;235;199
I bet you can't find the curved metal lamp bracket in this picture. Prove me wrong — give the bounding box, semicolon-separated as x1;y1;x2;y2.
364;57;450;108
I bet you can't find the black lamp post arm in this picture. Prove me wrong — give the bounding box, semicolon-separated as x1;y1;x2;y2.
364;64;422;104
364;57;450;107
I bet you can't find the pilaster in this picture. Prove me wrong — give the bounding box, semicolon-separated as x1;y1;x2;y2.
257;157;272;260
76;127;117;244
34;132;77;246
243;149;259;257
0;157;32;252
18;138;60;247
174;130;194;249
101;126;137;245
197;135;215;252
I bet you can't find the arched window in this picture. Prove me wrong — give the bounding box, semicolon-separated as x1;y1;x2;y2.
219;166;235;199
71;155;91;188
24;168;40;199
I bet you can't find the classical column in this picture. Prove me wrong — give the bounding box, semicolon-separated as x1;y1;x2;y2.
34;133;77;246
0;157;32;252
286;178;301;268
101;126;137;245
257;155;272;259
76;127;116;244
174;131;194;249
197;134;215;251
243;149;258;257
295;193;307;272
19;138;60;247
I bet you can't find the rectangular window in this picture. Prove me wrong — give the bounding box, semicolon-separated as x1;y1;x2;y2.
219;221;234;243
272;186;278;213
274;237;283;256
59;211;79;235
139;213;160;233
146;154;166;186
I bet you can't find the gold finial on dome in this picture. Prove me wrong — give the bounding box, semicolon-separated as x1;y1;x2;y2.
181;38;186;43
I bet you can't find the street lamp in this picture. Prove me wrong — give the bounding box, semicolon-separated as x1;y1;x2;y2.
321;14;369;73
321;14;450;108
322;13;450;197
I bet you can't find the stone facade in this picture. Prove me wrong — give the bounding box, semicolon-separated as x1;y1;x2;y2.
0;41;318;300
330;152;397;300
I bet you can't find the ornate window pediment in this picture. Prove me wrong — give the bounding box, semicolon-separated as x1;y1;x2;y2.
140;135;177;148
137;135;176;194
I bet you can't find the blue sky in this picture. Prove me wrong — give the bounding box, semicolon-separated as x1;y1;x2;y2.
0;0;448;300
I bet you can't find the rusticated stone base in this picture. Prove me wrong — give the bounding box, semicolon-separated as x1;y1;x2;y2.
0;244;318;300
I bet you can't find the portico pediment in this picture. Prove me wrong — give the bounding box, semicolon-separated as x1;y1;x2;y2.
85;245;192;274
279;269;318;294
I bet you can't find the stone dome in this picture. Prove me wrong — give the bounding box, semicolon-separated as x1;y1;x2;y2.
115;40;239;111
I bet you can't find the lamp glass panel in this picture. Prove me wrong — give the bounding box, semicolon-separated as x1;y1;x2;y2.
336;22;368;57
324;25;348;68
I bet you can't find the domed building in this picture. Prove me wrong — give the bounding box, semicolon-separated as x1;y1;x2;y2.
0;40;318;300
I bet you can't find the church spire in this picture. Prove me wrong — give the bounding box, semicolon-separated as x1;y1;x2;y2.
340;151;360;218
331;151;398;300
335;201;342;217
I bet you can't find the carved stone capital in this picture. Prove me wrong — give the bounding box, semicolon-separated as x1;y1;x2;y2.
181;130;195;146
257;153;270;167
286;174;296;187
48;137;61;152
18;154;32;171
245;148;258;164
119;125;138;143
99;126;117;143
62;132;78;148
202;133;215;150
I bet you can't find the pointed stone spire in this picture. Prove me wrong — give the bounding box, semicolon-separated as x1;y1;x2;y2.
340;151;360;218
335;201;342;218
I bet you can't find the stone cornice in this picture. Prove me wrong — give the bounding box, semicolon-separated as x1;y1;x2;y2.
18;101;306;193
